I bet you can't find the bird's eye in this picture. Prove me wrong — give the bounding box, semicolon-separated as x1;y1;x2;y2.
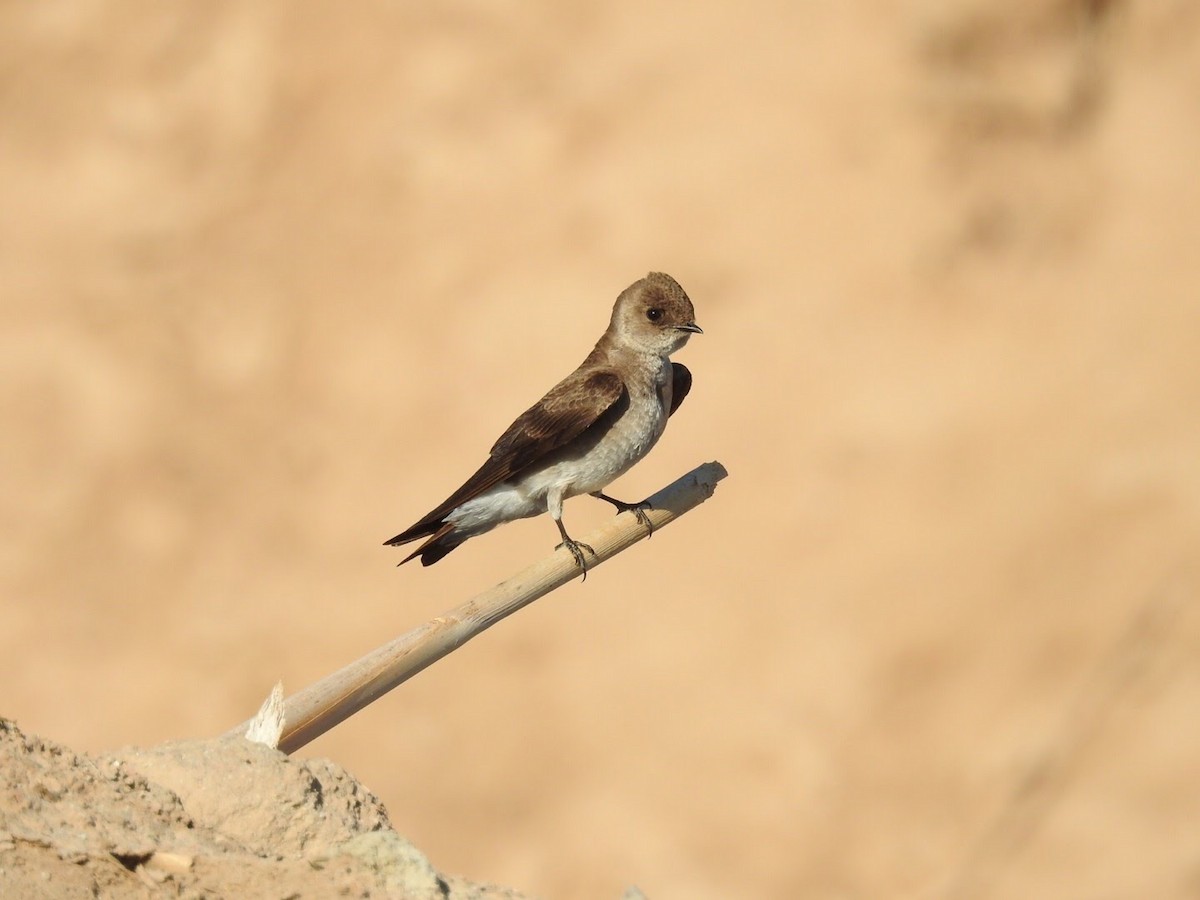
646;308;663;322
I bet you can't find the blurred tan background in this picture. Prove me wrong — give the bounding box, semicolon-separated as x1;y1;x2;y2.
3;1;1200;897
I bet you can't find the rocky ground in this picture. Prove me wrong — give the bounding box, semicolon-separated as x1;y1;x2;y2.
0;717;532;899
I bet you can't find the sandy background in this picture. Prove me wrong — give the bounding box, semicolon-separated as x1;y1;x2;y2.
3;1;1200;897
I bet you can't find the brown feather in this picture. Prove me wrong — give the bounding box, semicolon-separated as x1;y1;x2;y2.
669;362;692;417
399;521;456;565
384;367;626;550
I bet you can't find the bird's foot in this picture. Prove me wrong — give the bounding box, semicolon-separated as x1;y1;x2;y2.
555;538;596;580
591;492;655;535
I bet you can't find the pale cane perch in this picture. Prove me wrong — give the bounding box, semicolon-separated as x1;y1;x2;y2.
229;461;728;754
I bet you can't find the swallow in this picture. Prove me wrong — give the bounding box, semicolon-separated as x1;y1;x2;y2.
385;272;701;577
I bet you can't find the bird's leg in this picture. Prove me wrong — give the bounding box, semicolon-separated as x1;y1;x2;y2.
554;517;595;580
590;491;654;535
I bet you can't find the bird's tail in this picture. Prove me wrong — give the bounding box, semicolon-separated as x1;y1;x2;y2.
384;520;462;566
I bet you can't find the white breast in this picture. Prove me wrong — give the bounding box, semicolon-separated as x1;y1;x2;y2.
446;357;672;534
535;355;671;498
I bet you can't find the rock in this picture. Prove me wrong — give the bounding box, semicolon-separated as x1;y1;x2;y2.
0;719;534;899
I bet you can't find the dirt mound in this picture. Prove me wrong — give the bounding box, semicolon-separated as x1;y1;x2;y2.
0;718;529;899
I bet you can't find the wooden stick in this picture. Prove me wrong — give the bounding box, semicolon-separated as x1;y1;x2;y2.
229;461;729;754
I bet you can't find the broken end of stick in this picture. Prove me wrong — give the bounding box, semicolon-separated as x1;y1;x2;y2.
645;460;728;514
696;460;728;497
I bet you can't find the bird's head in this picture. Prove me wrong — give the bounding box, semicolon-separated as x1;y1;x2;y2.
609;272;702;356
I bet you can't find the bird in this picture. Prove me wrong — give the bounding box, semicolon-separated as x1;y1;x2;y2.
384;271;702;578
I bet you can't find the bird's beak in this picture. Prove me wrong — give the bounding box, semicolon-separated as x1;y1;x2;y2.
676;322;703;334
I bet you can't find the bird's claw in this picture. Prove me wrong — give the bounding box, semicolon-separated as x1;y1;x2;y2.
555;538;596;579
625;502;654;534
597;495;655;535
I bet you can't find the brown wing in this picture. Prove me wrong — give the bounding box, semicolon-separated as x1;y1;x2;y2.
668;362;692;417
385;367;626;546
